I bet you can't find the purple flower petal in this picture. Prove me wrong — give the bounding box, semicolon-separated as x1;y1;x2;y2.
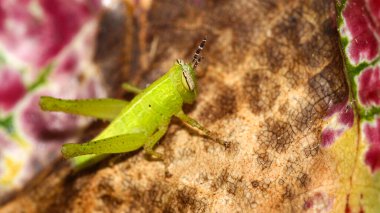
55;51;79;75
338;105;354;127
367;0;380;26
0;0;101;68
0;68;26;112
325;101;347;118
321;128;338;147
358;66;380;106
0;0;105;195
363;118;380;173
342;0;380;64
321;101;354;147
303;192;333;211
18;94;78;143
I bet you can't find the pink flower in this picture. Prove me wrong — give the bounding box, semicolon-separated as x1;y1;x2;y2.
0;0;101;68
342;0;380;64
363;118;380;173
18;94;78;143
321;101;354;147
358;66;380;106
0;67;26;112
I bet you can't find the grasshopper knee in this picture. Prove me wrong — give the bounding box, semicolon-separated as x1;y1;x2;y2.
61;143;81;159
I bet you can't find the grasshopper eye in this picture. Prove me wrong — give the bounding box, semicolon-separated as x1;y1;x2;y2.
176;59;184;65
182;70;195;91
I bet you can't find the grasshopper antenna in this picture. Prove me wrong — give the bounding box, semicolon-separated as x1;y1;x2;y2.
192;36;207;69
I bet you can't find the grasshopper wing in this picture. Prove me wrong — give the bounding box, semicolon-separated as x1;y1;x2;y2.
62;133;147;158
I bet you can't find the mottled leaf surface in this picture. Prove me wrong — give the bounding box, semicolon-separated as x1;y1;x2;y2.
2;0;375;212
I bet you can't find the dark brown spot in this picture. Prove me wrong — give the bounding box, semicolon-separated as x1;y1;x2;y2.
251;180;259;188
308;58;348;110
282;185;294;200
258;119;294;154
272;6;302;45
243;72;280;114
226;175;243;196
165;171;173;178
175;186;206;212
299;34;334;68
256;152;272;170
303;142;320;158
211;169;229;191
260;40;286;73
284;64;305;88
199;85;236;123
297;172;310;188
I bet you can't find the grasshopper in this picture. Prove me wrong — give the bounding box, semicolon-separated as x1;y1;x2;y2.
39;38;225;169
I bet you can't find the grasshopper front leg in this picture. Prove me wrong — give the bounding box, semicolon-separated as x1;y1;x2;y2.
143;119;170;159
122;83;143;94
176;110;229;147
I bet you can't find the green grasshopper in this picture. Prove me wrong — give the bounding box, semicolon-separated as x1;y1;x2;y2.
39;38;225;169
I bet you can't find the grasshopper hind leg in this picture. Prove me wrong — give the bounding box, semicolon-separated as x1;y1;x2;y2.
39;96;128;121
61;133;147;158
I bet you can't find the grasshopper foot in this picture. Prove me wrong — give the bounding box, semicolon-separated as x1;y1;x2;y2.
144;146;163;160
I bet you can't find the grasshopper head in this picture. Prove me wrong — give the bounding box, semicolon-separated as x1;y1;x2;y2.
176;59;198;104
175;37;207;104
